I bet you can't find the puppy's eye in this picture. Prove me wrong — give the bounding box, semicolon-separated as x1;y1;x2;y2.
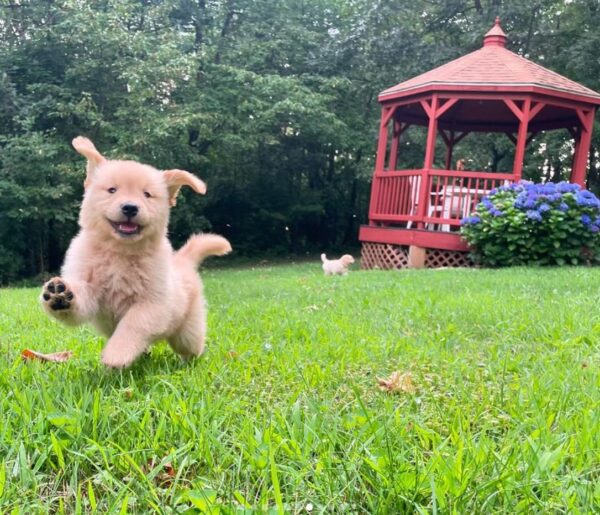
144;191;152;199
108;187;117;194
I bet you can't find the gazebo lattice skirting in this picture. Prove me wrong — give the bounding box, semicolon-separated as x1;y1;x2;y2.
358;18;600;269
361;243;473;270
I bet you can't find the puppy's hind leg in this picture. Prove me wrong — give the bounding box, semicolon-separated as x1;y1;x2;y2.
168;295;207;360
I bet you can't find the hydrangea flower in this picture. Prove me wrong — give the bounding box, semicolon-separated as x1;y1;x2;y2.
462;180;600;266
576;190;600;208
460;215;481;225
538;203;551;213
482;198;494;210
526;210;542;221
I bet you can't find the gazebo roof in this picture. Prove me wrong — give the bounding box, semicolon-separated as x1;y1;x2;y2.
379;18;600;105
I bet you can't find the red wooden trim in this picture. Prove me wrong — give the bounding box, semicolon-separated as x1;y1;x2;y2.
381;105;397;128
575;108;592;130
504;98;524;121
374;170;422;178
375;107;389;171
359;225;470;252
374;168;515;181
513;98;531;179
420;99;432;118
423;95;439;168
428;169;515;180
419;96;439;229
368;214;418;222
436;98;459;119
396;107;582;133
531;94;599;112
439;119;578;133
381;96;433;109
423;216;461;226
528;101;545;121
571;108;595;185
379;85;600;107
388;119;401;171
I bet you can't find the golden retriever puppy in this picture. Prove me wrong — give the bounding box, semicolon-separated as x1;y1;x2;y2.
321;253;355;276
40;136;231;368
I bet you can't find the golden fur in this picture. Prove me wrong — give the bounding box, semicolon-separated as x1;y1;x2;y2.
321;253;355;276
40;137;231;368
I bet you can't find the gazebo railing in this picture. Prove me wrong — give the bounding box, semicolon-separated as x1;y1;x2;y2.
369;169;515;230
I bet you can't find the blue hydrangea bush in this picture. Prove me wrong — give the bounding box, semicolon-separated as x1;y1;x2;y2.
460;181;600;266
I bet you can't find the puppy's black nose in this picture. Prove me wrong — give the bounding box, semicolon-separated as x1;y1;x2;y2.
121;203;139;218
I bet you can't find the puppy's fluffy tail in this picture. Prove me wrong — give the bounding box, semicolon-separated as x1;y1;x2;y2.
321;253;327;263
176;234;232;267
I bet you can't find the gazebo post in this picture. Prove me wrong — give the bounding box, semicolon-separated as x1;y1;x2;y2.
375;107;391;171
388;118;401;171
423;95;439;169
409;95;439;268
367;107;391;224
512;98;531;180
571;108;595;186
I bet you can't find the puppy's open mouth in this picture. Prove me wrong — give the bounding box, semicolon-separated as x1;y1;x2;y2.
109;220;142;237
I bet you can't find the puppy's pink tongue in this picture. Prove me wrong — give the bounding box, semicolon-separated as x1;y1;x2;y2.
118;222;138;234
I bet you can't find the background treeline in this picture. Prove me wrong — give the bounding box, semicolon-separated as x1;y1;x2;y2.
2;0;600;283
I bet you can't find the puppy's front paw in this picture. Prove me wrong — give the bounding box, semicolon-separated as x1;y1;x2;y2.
42;277;74;311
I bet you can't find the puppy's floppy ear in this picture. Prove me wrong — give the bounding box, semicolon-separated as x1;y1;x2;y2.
72;136;106;189
163;169;207;207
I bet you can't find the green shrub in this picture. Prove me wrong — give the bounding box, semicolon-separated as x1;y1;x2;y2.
460;181;600;266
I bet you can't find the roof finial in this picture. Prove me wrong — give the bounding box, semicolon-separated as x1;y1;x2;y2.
484;17;507;48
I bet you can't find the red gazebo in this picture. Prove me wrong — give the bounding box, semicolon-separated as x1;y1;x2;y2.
359;18;600;269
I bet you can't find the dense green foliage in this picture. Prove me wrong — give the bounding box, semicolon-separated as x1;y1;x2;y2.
1;265;599;512
461;181;600;266
3;0;600;282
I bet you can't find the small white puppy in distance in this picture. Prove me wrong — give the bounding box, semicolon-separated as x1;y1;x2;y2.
321;253;355;276
40;136;231;369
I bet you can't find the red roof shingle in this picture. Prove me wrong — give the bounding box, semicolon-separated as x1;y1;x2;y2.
379;19;600;103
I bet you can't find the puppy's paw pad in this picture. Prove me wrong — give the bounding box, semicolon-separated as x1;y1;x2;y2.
42;278;74;311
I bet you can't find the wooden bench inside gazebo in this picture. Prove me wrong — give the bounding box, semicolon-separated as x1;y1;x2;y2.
359;18;600;269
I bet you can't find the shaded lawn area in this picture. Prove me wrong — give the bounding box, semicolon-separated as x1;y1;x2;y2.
0;264;598;513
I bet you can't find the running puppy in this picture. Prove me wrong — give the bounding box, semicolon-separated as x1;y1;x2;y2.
321;253;355;276
40;137;231;368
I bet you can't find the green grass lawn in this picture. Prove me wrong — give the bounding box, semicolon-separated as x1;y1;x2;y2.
0;264;599;513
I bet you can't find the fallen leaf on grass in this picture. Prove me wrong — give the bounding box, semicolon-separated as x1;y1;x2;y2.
144;458;176;486
21;349;73;362
377;371;416;394
226;350;239;360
